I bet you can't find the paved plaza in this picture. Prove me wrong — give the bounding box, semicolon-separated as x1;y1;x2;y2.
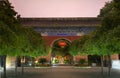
1;66;120;78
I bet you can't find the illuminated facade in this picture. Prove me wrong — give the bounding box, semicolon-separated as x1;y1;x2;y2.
20;17;119;66
1;17;119;68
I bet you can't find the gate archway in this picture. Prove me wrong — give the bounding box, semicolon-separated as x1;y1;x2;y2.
51;38;73;65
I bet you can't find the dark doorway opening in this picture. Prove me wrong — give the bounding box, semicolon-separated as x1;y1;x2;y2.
51;39;73;65
88;55;101;66
119;54;120;60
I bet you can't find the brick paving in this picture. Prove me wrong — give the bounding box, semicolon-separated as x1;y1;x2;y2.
1;66;120;78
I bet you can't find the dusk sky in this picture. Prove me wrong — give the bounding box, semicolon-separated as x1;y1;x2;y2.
9;0;111;18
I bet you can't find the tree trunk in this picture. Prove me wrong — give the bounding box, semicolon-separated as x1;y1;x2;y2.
73;56;75;65
15;56;18;77
3;55;7;78
21;56;25;75
108;54;111;77
101;55;104;78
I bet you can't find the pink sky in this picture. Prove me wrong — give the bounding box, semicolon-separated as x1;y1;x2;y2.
9;0;111;18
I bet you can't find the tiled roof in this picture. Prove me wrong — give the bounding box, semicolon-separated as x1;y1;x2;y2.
20;17;102;27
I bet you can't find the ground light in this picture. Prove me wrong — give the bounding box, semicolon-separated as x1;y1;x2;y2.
112;60;120;70
6;56;16;68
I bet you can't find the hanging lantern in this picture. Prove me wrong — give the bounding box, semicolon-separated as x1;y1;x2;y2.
58;41;67;48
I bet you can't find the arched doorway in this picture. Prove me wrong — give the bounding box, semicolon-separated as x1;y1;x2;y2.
51;39;73;65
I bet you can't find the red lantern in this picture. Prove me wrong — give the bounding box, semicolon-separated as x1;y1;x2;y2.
58;41;67;48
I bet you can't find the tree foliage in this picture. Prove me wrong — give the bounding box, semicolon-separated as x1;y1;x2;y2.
0;0;47;57
0;1;46;78
84;0;120;56
69;35;89;56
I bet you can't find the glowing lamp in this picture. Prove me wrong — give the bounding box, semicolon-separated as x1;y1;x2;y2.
58;41;67;48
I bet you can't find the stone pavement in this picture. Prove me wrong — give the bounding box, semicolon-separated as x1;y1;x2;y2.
1;66;120;78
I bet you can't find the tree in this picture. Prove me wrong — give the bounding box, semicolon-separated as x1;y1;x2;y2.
0;1;19;78
0;0;47;77
83;0;120;77
97;0;120;76
24;27;47;57
98;0;120;30
0;21;18;78
69;35;89;64
69;40;79;56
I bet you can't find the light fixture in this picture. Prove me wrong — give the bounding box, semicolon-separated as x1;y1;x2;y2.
58;41;67;48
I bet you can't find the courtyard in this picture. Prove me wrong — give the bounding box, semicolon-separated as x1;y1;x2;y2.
1;66;120;78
